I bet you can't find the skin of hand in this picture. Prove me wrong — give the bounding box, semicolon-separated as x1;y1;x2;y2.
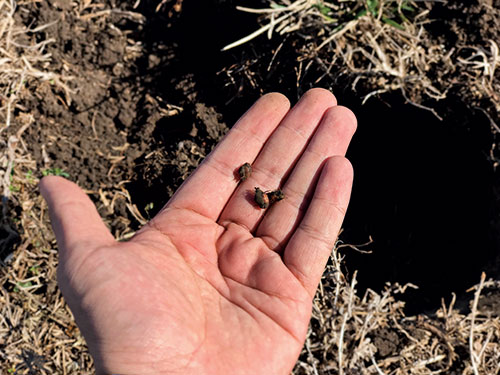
40;88;356;375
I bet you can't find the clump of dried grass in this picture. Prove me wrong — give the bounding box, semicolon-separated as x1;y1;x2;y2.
224;0;499;120
0;0;67;259
294;247;500;375
0;117;95;372
0;1;93;372
0;0;72;132
0;0;151;371
458;39;500;113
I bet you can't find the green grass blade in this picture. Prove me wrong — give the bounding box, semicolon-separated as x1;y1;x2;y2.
383;17;404;30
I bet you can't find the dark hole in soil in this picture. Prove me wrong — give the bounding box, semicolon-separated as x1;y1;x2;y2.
341;93;497;314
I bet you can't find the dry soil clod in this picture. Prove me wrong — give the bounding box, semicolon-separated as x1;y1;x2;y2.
238;162;252;181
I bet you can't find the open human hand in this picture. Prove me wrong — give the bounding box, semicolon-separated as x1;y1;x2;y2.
40;88;356;375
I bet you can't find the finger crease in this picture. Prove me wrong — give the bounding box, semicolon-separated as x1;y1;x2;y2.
219;219;252;234
298;223;333;249
259;233;284;253
314;196;347;217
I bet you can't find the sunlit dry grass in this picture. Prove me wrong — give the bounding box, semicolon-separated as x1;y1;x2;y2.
294;252;500;374
224;0;499;121
0;0;72;132
0;1;92;372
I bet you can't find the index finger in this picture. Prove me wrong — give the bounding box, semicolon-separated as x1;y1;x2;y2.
161;93;290;220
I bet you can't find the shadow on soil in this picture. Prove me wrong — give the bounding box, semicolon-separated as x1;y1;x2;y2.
341;94;498;314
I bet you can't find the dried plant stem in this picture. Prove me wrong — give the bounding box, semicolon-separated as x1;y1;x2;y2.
222;11;295;51
469;272;486;375
338;271;357;375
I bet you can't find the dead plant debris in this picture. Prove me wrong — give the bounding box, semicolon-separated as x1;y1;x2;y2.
223;0;499;122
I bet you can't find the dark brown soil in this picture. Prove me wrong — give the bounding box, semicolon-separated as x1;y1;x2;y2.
19;1;234;231
371;327;403;358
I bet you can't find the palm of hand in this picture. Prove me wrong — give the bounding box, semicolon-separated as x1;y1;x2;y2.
41;89;356;375
73;209;310;374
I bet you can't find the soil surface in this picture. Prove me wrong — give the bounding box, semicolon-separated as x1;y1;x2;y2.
2;0;500;372
20;1;235;234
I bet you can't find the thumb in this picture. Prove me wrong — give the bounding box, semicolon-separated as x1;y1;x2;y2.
39;176;115;263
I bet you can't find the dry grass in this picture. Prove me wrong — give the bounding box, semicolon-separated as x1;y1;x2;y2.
0;138;95;372
458;39;500;113
0;115;95;373
294;252;500;374
0;1;93;372
224;0;500;120
0;0;72;132
0;0;151;371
